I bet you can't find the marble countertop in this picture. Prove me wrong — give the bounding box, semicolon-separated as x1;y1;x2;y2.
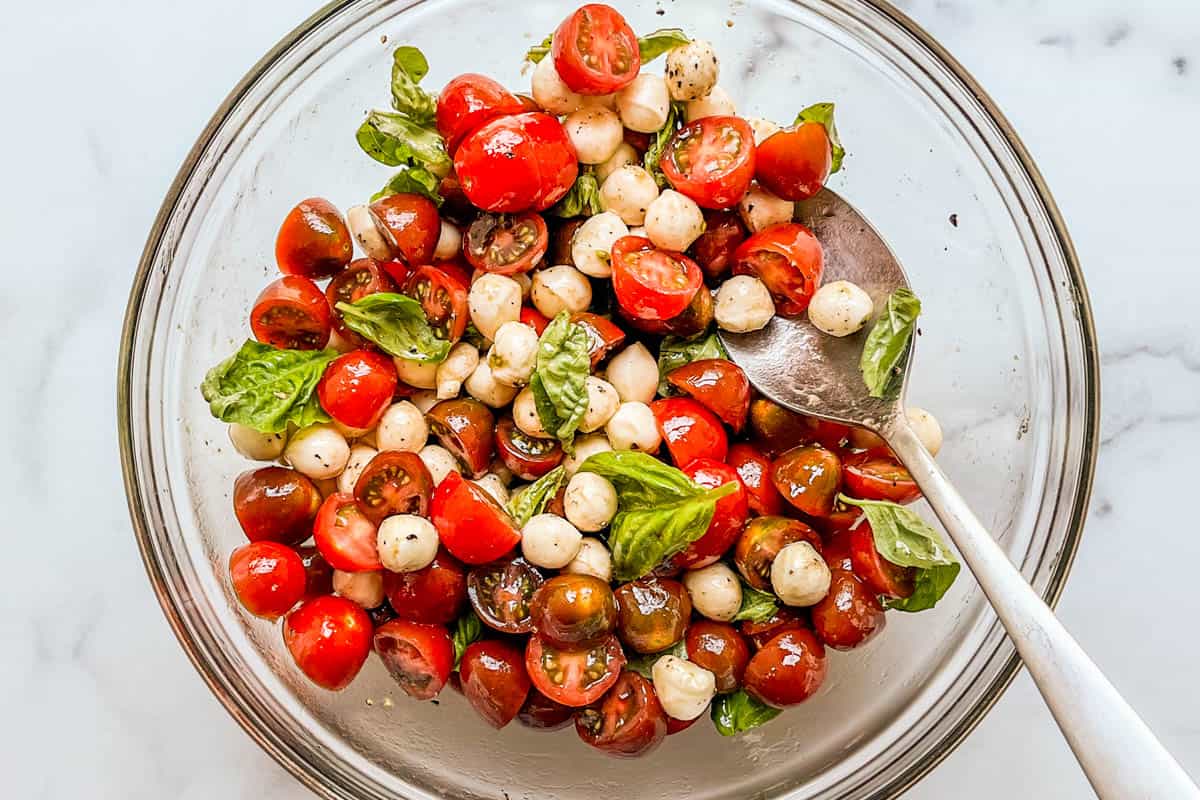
3;0;1198;797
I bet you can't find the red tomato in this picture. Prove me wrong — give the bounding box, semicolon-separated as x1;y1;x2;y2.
464;212;548;275
383;547;467;624
296;544;334;599
575;671;668;757
353;451;434;525
232;466;321;545
525;634;625;708
674;459;748;569
530;574;618;647
727;443;785;517
317;350;398;430
459;639;532;728
661;116;757;209
426;398;496;478
743;627;827;707
275;197;353;279
690;210;747;282
283;595;372;690
842;452;922;504
551;4;640;96
571;312;626;367
520;306;550;336
373;619;454;700
228;541;307;620
518;689;576;731
733;222;824;316
379;258;411;287
250;276;332;350
651;397;729;467
740;609;809;650
820;529;855;573
666;358;750;432
849;523;916;599
467;556;545;634
755;123;833;201
368;193;440;267
403;264;469;343
748;398;849;456
685;621;751;693
771;444;842;518
611;236;703;322
735;516;823;591
312;493;382;572
494;418;563;481
437;73;525;154
666;715;699;735
811;570;886;650
431;471;521;564
454;112;578;213
325;258;396;344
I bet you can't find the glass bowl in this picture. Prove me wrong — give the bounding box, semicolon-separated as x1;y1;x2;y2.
118;0;1099;798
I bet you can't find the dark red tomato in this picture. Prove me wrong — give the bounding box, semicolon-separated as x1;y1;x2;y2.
229;541;307;620
727;443;785;517
283;595;372;690
275;197;353;279
821;530;854;573
551;4;640;96
571;311;626;367
525;634;625;707
317;350;398;430
383;547;467;624
403;265;469;342
661;116;757;209
685;621;751;693
811;570;886;650
373;619;454;700
611;236;703;322
518;688;576;731
431;257;473;288
296;544;334;599
843;452;922;504
666;359;750;432
675;459;748;569
849;523;915;599
549;218;585;266
233;466;321;545
520;306;551;336
494;418;563;480
464;212;548;275
353;451;434;525
368;601;398;628
436;172;476;223
369;193;440;267
531;574;618;647
817;500;866;538
455;112;578;213
741;609;809;650
771;444;842;518
575;671;667;757
513;93;542;112
619;279;714;339
250;276;332;350
733;222;824;316
325;259;396;342
651;397;728;467
666;715;699;735
437;73;526;154
427;398;496;477
623;129;652;153
744;627;827;707
459;639;532;728
735;516;823;591
690;210;747;282
312;493;382;572
614;578;691;654
379;258;411;287
431;471;521;564
755;123;833;201
467;556;544;634
748;398;849;457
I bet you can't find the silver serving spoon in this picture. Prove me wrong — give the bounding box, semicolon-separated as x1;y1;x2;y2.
721;188;1199;800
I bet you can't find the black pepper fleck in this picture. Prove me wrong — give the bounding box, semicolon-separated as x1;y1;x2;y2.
949;213;958;227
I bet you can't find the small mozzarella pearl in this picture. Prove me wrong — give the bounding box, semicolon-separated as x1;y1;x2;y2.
418;444;460;485
652;655;716;721
571;211;628;279
616;73;671;133
346;204;393;261
580;376;620;433
435;342;479;399
563;472;618;532
375;401;428;453
487;321;539;386
464;360;520;408
808;280;874;338
596;142;639;184
377;514;439;573
746;117;782;145
599;165;660;226
434;221;462;261
771;541;832;607
738;183;795;233
645;189;706;251
521;514;583;569
468;273;522;341
337;444;378;494
228;423;287;461
512;386;552;438
684;86;735;122
333;570;385;609
531;55;583;115
604;342;658;404
665;39;720;101
715;275;775;333
284;424;350;480
472;473;510;506
605;402;661;452
409;390;440;414
683;563;743;622
563;107;624;165
562;433;614;476
906;406;943;456
563;537;613;582
531;265;592;318
392;356;438;390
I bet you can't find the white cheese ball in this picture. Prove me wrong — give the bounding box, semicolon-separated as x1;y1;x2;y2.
337;444;378;495
409;389;440;414
346;205;392;261
468;273;523;341
808;280;874;338
434;220;463;262
531;265;592;318
435;342;479;400
333;420;372;442
521;513;583;569
580;376;620;433
393;356;438;390
418;444;460;485
738;183;795;233
571;211;628;279
562;433;613;476
488;458;515;487
645;189;706;252
771;541;832;607
326;327;359;354
599;165;660;226
652;655;716;721
684;86;736;122
616;73;671;133
627;225;647;237
563;537;613;582
746;117;782;146
472;473;510;506
596;142;639;184
464;360;520;408
606;401;661;452
284;424;350;480
375;401;427;453
581;92;618;110
377;514;439;573
715;275;775;333
563;107;624;165
906;406;943;457
665;39;720;101
682;563;743;622
532;55;584;115
563;472;618;532
487;321;539;386
357;429;378;449
333;570;385;609
228;423;287;461
512;387;552;439
604;342;658;404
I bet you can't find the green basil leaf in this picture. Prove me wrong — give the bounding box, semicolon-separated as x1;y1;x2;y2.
657;330;729;396
371;165;444;206
577;450;705;507
200;340;338;433
356;110;450;174
506;466;568;527
859;288;920;398
462;321;488;350
624;641;687;679
711;689;782;736
638;28;690;62
335;293;451;363
525;34;553;64
451;609;482;669
548;169;602;218
607;483;736;581
890;562;961;612
795;102;846;174
530;311;591;450
644;101;683;188
389;46;437;126
731;580;780;623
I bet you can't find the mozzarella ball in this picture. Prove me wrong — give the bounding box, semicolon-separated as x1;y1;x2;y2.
682;563;743;622
562;433;613;476
599;165;660;226
326;327;358;354
685;86;735;122
468;273;522;341
375;401;427;453
906;406;943;457
616;73;671;133
564;472;618;532
571;211;628;278
652;655;716;721
771;541;832;607
433;220;462;261
337;444;378;494
532;55;583;115
627;225;647;237
563;537;613;582
284;424;350;480
747;117;782;145
562;107;624;165
409;389;439;414
435;342;479;399
464;360;520;408
488;458;515;487
715;275;775;333
393;356;438;390
228;423;286;461
377;514;439;573
472;473;510;506
645;189;706;252
665;39;720;101
606;402;661;452
580;376;621;433
521;513;583;569
513;387;552;439
738;183;795;233
346;205;392;261
487;321;539;386
531;265;592;318
357;429;378;449
418;444;460;485
333;570;385;609
605;342;658;404
808;280;874;338
581;92;618;110
596;142;639;184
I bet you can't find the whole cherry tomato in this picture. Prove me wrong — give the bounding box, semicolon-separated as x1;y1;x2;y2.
611;236;703;322
437;73;525;154
740;608;809;650
743;627;827;707
748;398;848;457
464;212;548;275
771;444;842;518
733;222;824;316
531;574;619;647
551;4;641;96
426;398;496;478
685;621;751;693
459;639;532;728
690;210;747;282
296;544;334;599
373;619;454;700
575;670;668;757
651;397;729;466
250;276;332;350
727;443;785;517
312;493;382;572
571;312;627;367
661;117;757;209
525;633;625;708
403;265;470;343
673;459;748;569
368;193;440;267
735;516;822;591
317;349;398;430
455;112;578;213
755;122;833;201
275;197;353;279
614;578;691;654
467;556;544;634
842;452;922;504
431;471;521;564
811;570;886;650
283;595;373;690
849;523;916;599
494;418;563;480
353;451;434;525
233;466;321;545
228;541;307;620
518;689;576;731
666;358;750;432
383;547;467;624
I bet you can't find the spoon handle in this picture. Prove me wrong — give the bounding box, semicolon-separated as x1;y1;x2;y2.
886;421;1199;800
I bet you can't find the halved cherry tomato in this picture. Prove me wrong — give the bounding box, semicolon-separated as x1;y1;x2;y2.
744;627;827;707
312;493;382;572
849;523;916;598
661;116;757;209
353;451;434;525
431;258;473;288
820;530;855;573
250;276;332;350
369;193;441;267
531;574;618;647
842;452;922;504
431;471;521;564
666;358;750;432
811;570;886;650
733;222;824;316
571;311;626;367
494;418;563;480
455;112;578;213
674;459;747;569
229;541;307;620
614;578;691;654
317;350;398;430
296;544;334;599
403;265;469;343
619;278;714;339
233;466;321;545
383;547;467;624
460;639;532;728
748;398;849;456
525;633;625;707
685;620;751;693
427;398;496;477
575;670;667;757
755;123;833;202
771;444;842;519
520;306;551;336
611;236;703;322
437;73;526;154
326;258;397;343
551;4;640;96
518;689;576;731
379;258;411;287
467;556;544;634
735;516;823;590
464;212;548;275
665;715;699;735
373;619;454;700
727;443;785;517
550;218;585;266
275;197;353;279
690;209;747;282
623;128;652;154
283;595;372;690
651;397;728;466
740;609;809;650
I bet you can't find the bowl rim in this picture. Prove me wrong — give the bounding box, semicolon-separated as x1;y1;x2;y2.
117;1;1101;797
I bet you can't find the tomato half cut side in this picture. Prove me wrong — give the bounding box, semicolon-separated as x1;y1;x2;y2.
275;197;353;279
842;452;922;504
525;633;626;708
437;73;526;154
495;418;563;481
727;443;785;517
368;193;441;267
383;547;467;624
611;236;703;322
551;4;641;96
733;222;824;316
661;116;757;209
849;523;916;599
650;396;729;467
250;276;332;350
403;265;469;343
426;398;496;478
459;639;532;728
317;350;399;430
666;358;751;432
353;451;434;525
431;471;522;565
373;619;454;700
313;493;382;572
467;556;545;634
575;670;668;757
464;212;548;275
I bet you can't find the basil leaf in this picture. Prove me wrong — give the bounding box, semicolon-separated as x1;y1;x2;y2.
525;34;553;64
644;101;683;188
624;641;687;679
335;293;451;363
529;312;591;450
200;340;338;433
462;321;488;350
451;609;482;669
372;165;444;206
548;169;602;218
356;110;450;174
608;483;736;581
577;450;705;507
838;494;961;612
506;466;567;527
731;580;779;623
389;46;437;126
657;331;728;396
711;689;782;736
638;28;689;62
859;288;919;398
795;102;846;174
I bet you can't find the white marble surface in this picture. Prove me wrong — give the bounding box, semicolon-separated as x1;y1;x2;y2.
2;0;1198;797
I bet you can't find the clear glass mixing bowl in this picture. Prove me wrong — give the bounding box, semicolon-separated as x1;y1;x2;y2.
118;1;1099;797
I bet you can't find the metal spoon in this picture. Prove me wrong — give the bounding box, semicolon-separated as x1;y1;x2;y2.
720;188;1199;800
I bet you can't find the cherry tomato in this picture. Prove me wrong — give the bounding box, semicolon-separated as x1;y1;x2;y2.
661;116;757;209
353;451;433;525
426;398;496;477
727;443;785;517
326;258;397;343
373;619;454;700
771;444;842;519
517;688;576;731
690;210;747;282
233;466;321;545
740;609;809;650
611;236;703;322
551;4;640;96
531;574;618;647
748;398;849;457
666;715;699;735
455;112;578;213
494;418;563;481
250;276;332;350
549;218;585;266
464;212;548;275
818;500;866;538
811;570;886;650
296;544;334;599
735;516;822;590
467;556;544;634
437;73;525;154
666;358;750;432
312;493;381;572
619;278;714;339
614;578;691;654
685;621;751;693
525;633;625;708
755;123;833;201
623;128;652;154
820;529;855;573
369;193;440;267
520;306;551;336
651;397;728;467
431;471;521;565
849;523;916;599
379;258;411;287
275;197;353;279
383;547;467;624
283;595;372;690
842;452;922;504
733;222;824;316
403;265;469;343
575;670;667;757
744;627;827;707
673;459;748;569
460;639;532;728
229;541;307;620
317;350;398;430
